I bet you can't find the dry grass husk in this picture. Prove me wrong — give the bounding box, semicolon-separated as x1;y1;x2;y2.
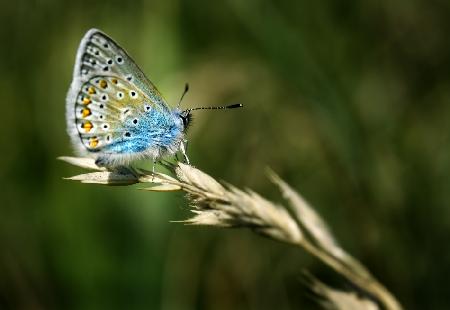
59;156;403;310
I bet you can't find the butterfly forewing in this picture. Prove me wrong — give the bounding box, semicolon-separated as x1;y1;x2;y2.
77;30;168;109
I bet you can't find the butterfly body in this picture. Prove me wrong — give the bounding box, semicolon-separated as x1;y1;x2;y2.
66;29;189;167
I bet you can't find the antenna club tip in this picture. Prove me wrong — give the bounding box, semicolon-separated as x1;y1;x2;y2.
226;103;243;109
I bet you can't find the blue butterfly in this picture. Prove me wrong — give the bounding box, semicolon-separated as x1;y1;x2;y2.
66;29;241;168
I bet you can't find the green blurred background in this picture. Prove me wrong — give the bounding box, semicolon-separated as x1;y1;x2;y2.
1;0;449;309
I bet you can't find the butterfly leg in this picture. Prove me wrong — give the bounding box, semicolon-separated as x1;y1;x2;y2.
95;155;117;169
114;165;137;177
180;140;190;164
152;158;156;173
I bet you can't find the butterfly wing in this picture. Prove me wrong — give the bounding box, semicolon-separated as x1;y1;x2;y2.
66;29;179;162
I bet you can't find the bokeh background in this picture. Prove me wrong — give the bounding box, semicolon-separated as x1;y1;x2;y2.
1;0;450;309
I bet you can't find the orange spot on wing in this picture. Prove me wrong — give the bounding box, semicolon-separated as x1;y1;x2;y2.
82;96;91;104
82;108;91;118
88;86;96;94
111;78;118;84
83;121;93;132
89;137;99;148
99;80;107;89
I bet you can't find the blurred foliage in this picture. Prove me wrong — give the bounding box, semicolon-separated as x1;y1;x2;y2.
1;0;449;309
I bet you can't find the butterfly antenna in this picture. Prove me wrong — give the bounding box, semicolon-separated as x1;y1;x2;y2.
187;103;243;112
177;83;189;109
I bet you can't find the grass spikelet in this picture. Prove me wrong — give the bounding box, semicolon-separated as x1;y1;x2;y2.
59;156;403;310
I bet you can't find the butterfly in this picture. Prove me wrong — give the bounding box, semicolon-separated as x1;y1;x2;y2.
66;29;242;169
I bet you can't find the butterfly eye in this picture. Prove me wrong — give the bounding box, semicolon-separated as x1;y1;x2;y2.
107;59;113;65
116;56;123;64
130;91;138;99
124;132;131;137
117;92;124;100
101;94;108;101
132;119;138;125
102;124;109;130
144;105;151;112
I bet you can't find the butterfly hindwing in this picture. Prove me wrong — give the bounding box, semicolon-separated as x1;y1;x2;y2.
74;76;152;152
66;29;179;160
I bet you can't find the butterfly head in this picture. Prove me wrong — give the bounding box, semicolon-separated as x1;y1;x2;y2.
180;109;193;132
